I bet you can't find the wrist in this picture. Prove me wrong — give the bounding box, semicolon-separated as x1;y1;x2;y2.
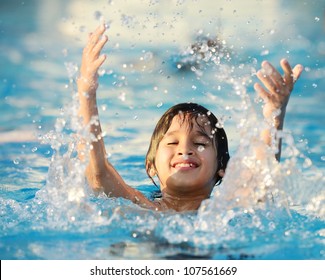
263;106;286;129
77;76;98;93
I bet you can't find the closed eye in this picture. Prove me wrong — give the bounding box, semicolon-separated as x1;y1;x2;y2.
194;138;211;146
194;142;206;146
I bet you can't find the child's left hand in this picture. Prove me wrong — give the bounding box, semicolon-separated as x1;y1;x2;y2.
254;59;303;125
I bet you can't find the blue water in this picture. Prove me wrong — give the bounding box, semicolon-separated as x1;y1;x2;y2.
0;0;324;259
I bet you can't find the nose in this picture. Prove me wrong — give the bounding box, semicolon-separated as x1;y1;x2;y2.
177;141;193;156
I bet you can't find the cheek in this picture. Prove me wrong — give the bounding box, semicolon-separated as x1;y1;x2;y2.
155;147;171;169
199;149;218;171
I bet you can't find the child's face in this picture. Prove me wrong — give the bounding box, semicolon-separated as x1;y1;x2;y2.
153;114;218;197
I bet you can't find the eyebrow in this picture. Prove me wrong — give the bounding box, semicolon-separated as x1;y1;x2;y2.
164;130;211;140
192;130;211;140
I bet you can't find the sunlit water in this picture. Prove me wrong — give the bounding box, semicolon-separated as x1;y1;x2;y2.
0;0;324;259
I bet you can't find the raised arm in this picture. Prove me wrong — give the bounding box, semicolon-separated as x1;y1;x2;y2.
254;59;303;161
77;24;108;171
77;24;158;209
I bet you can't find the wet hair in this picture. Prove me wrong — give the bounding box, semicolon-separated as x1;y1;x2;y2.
145;102;230;187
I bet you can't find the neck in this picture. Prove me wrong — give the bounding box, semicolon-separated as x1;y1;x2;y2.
160;190;209;212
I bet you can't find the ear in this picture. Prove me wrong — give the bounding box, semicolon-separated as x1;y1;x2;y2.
146;161;157;177
149;167;156;177
217;169;225;178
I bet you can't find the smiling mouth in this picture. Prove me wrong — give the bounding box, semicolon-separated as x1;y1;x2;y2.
172;162;198;170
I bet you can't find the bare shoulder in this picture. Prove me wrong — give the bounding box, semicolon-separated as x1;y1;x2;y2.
131;188;167;211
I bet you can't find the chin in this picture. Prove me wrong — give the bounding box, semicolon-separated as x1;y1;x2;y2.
168;178;201;191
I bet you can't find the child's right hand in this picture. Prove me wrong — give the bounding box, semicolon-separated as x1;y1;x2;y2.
78;24;108;94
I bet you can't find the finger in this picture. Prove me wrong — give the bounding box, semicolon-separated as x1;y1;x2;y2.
88;24;106;50
280;59;293;85
261;60;283;86
292;64;304;83
83;33;93;53
256;69;278;94
93;54;107;69
92;35;108;57
254;82;270;102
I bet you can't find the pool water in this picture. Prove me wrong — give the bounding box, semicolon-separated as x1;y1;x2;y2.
0;0;324;259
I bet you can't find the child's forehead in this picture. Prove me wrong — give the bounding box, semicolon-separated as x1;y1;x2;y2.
167;113;212;134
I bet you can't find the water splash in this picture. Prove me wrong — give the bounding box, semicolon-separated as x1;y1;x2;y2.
154;37;325;251
1;28;324;259
173;32;234;72
25;62;113;232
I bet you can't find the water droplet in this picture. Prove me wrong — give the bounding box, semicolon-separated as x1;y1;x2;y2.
55;118;66;132
156;102;163;108
268;221;276;231
105;69;113;76
321;156;325;161
118;92;126;102
315;17;320;22
143;51;153;61
192;85;197;90
182;154;189;160
216;122;224;128
62;48;68;57
94;11;103;21
98;69;106;76
13;158;20;165
303;158;312;168
79;26;86;33
64;62;78;79
260;49;269;56
31;147;38;153
121;14;134;26
197;145;205;152
312;83;317;88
